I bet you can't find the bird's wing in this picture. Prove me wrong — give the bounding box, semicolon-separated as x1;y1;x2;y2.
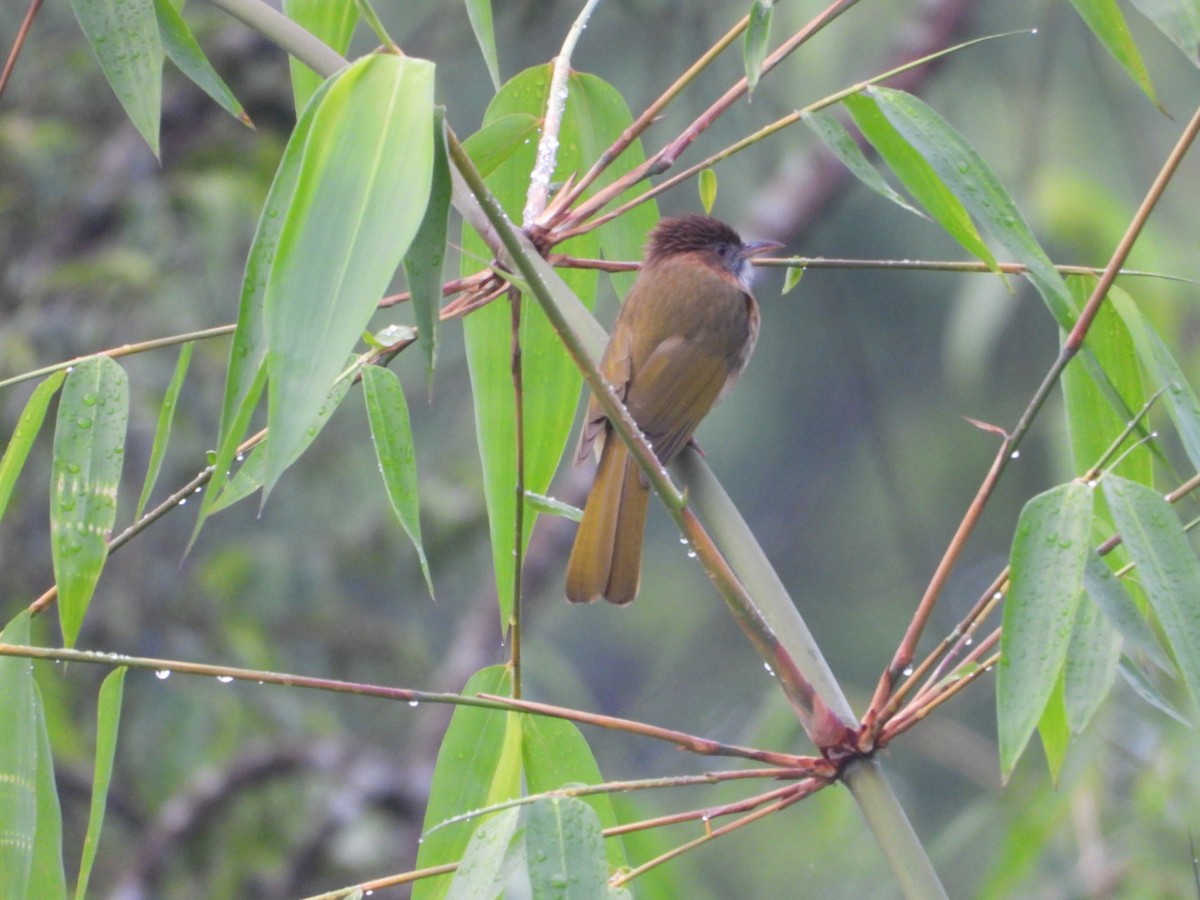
574;319;635;465
624;335;730;465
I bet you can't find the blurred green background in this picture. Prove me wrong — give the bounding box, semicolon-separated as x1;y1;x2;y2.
2;0;1199;896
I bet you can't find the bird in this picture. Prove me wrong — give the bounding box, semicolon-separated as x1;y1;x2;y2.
565;214;782;605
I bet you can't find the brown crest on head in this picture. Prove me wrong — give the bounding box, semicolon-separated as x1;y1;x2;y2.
644;214;746;266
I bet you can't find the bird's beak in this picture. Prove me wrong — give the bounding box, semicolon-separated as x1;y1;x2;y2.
739;239;784;259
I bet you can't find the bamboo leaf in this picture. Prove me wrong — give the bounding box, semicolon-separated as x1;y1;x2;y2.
361;365;434;599
74;667;127;900
262;53;435;499
743;0;773;95
413;666;516;900
1068;0;1161;105
0;613;38;898
445;808;523;900
1083;551;1172;673
802;108;926;218
1104;475;1200;714
464;114;542;179
865;86;1077;327
135;343;192;520
698;168;718;214
998;482;1093;780
69;0;162;158
282;0;357;112
51;357;129;648
1129;0;1200;67
404;108;452;384
526;796;608;900
0;372;66;527
155;0;251;127
30;683;66;900
464;0;502;91
1037;678;1070;783
1062;587;1122;735
522;715;626;870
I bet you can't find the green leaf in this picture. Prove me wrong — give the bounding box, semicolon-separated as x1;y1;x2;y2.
0;372;66;527
526;796;608;900
462;65;655;623
743;0;773;95
1068;0;1161;105
1118;657;1193;726
1110;288;1200;475
154;0;251;127
445;808;522;900
30;684;67;900
843;91;997;276
404;109;452;384
282;0;358;112
135;343;192;520
263;54;435;499
69;0;163;158
1036;678;1070;784
802;108;926;219
74;667;127;900
865;86;1078;328
1060;277;1150;483
0;613;38;898
464;114;542;179
1062;586;1122;735
698;168;717;214
361;365;434;599
524;491;583;522
522;715;626;870
997;482;1093;780
209;373;354;515
197;73;346;547
51;357;129;648
1083;551;1172;672
413;666;516;900
1129;0;1200;67
1104;476;1200;714
464;0;502;91
782;265;804;295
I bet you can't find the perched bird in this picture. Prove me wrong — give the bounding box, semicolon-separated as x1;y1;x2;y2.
566;214;782;604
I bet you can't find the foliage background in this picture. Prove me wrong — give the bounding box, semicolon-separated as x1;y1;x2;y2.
2;0;1199;896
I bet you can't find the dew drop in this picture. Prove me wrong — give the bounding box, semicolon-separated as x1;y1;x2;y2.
155;669;171;680
902;666;914;677
1009;450;1020;459
217;675;234;683
408;700;420;708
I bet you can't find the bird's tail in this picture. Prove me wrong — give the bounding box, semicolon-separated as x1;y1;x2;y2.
565;438;649;605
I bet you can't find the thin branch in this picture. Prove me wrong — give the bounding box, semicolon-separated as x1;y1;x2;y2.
0;0;43;101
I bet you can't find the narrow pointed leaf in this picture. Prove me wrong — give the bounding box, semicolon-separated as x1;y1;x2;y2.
404;109;452;383
413;666;515;900
1036;679;1070;783
524;491;582;522
843;92;997;275
464;0;502;91
445;808;523;900
998;482;1093;780
865;86;1077;327
743;1;773;95
782;266;804;294
1068;0;1160;104
30;685;66;900
74;667;126;900
0;372;66;526
1118;658;1193;726
462;66;654;623
1104;475;1200;713
69;0;162;157
196;74;343;546
282;0;358;112
802;109;926;219
1130;0;1200;67
522;715;626;870
464;114;542;179
361;365;433;598
155;0;250;126
1083;551;1172;672
527;796;608;900
698;168;718;214
1111;289;1200;475
1062;589;1122;735
263;54;434;499
51;357;129;648
135;343;192;520
0;612;38;897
